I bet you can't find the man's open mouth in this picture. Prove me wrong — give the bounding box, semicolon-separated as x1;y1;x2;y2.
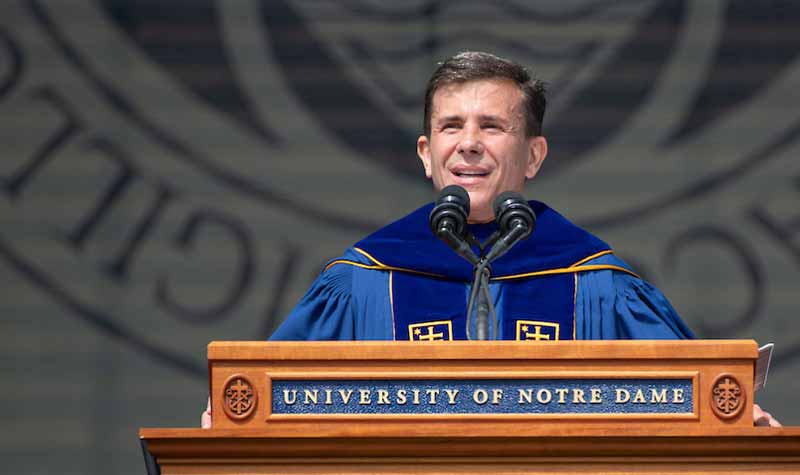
454;171;490;177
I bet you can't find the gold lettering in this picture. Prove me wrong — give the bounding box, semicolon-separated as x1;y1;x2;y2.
673;388;685;403
377;389;390;405
338;389;353;405
359;389;371;405
473;389;489;405
396;389;407;405
283;389;297;405
412;389;421;405
518;389;533;404
303;389;318;405
324;389;333;405
572;389;586;404
616;389;630;403
590;388;602;404
650;389;667;404
426;389;440;405
491;389;503;405
632;389;646;403
445;389;459;405
536;389;552;404
555;388;569;404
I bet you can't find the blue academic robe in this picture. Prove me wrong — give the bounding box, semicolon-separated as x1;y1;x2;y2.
271;202;694;341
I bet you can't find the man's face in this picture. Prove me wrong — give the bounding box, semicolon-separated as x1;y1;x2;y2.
417;79;547;223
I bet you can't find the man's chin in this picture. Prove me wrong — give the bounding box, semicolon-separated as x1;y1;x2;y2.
462;192;494;223
467;216;495;224
466;205;495;224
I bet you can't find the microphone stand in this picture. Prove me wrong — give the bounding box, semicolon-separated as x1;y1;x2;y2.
430;187;533;341
466;218;532;340
466;255;498;341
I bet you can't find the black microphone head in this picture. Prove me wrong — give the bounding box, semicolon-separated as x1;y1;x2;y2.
438;185;470;211
493;191;536;237
429;185;470;236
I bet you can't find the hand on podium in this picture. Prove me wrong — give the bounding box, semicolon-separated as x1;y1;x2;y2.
201;397;212;429
754;404;781;427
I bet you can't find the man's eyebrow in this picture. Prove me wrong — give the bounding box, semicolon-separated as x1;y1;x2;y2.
434;115;464;123
478;114;508;123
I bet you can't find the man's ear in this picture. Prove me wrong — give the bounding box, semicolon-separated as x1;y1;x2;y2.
525;135;548;179
417;135;432;178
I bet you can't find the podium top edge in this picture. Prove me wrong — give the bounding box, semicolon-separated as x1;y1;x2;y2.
207;340;758;360
140;425;800;440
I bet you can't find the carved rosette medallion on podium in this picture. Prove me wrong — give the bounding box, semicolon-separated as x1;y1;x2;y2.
221;374;257;420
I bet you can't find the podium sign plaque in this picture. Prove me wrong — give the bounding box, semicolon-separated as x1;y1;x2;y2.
140;341;800;474
210;340;749;430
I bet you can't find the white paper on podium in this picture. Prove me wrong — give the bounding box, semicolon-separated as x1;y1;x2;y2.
754;343;774;392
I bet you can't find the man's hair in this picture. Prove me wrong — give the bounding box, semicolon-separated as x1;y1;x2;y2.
423;51;546;137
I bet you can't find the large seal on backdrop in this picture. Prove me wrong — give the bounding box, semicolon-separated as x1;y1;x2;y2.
2;1;800;379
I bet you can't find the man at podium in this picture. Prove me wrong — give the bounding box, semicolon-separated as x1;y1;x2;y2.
270;51;693;343
203;51;779;428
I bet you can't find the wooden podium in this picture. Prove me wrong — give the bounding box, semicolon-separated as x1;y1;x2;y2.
140;340;800;474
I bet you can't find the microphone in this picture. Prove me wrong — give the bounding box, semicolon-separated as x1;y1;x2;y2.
429;185;480;266
482;191;536;263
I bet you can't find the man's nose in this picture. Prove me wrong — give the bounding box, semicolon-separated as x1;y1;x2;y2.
457;125;484;156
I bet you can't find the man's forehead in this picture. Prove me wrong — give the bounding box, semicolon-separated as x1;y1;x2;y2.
431;78;524;116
